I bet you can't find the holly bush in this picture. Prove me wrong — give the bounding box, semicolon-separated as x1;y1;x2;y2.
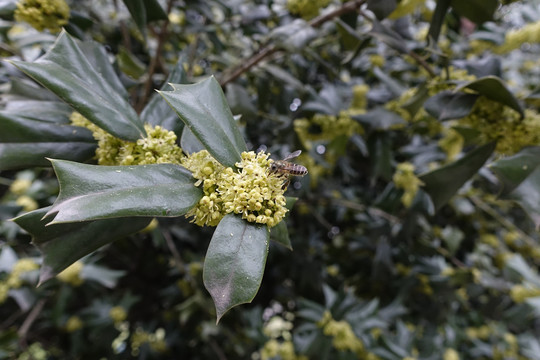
2;0;540;359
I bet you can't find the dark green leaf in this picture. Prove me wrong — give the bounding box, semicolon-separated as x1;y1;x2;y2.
370;20;409;54
270;221;292;250
158;76;247;168
424;91;478;121
3;100;72;123
123;0;167;36
117;46;146;79
269;197;297;251
420;142;496;210
78;40;129;99
122;0;147;38
9;30;144;141
455;76;524;118
46;159;202;223
428;0;451;43
401;84;429;118
141;59;187;132
203;214;269;323
451;0;498;24
496;164;540;229
489;147;540;195
367;0;397;20
353;108;406;130
0;112;96;170
368;133;393;181
226;83;257;122
180;128;205;154
373;67;406;97
269;19;318;51
13;207;151;285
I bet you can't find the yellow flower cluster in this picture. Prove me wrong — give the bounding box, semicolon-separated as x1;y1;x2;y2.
457;97;540;155
181;150;226;226
182;150;288;227
9;178;32;195
286;0;331;20
9;176;38;211
465;325;492;340
109;306;128;324
70;113;184;165
393;162;424;208
509;284;540;303
443;348;460;360
294;111;363;149
438;128;464;161
260;339;307;360
65;316;83;332
386;68;476;137
317;311;379;359
56;261;84;286
259;314;306;360
350;84;369;114
0;258;38;303
14;0;70;33
471;20;540;55
131;327;167;356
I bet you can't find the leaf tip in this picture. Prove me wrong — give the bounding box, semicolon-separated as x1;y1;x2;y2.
38;265;56;287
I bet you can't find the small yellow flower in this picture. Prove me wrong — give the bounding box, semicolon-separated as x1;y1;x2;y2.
14;0;70;33
286;0;331;19
393;162;424;208
109;306;127;323
9;178;32;195
323;319;364;355
16;195;38;212
438;128;464;161
71;114;185;166
65;316;83;332
56;261;84;286
294;112;363;150
443;348;460;360
0;282;9;304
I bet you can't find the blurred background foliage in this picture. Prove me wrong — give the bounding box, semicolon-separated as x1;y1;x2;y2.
2;0;540;359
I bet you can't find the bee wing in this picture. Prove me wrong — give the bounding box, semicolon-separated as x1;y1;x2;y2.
283;150;302;161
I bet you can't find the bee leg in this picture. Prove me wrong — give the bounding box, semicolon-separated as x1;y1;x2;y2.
282;178;290;190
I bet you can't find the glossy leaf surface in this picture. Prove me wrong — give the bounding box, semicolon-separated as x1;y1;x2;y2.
203;214;269;322
46;159;202;223
424;91;478;121
455;76;524;117
13;207;151;285
158;76;247;168
490;147;540;228
0;112;96;170
420;142;496;210
9;30;145;141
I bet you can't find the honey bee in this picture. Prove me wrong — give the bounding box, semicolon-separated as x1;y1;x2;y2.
270;150;308;188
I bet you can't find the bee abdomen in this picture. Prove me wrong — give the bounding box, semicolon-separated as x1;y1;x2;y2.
290;166;308;176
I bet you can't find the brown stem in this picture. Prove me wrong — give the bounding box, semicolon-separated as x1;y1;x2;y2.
18;298;47;347
219;0;367;86
162;229;184;271
136;0;174;113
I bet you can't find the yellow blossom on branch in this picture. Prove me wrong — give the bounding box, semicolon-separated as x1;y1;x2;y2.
393;162;424;208
182;150;288;227
14;0;70;33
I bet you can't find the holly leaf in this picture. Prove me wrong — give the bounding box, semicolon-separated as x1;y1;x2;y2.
46;159;202;223
203;214;269;323
158;76;247;168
